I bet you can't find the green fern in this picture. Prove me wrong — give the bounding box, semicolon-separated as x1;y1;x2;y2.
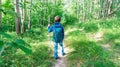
8;39;32;55
0;40;4;50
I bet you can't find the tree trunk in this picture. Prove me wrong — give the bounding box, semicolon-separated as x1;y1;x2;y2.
89;0;93;19
55;0;56;5
48;15;50;23
28;0;32;30
82;0;85;22
78;0;81;21
99;0;100;18
90;0;92;13
76;0;79;19
43;11;45;26
108;0;112;15
109;4;120;15
0;0;2;30
20;0;24;33
103;0;109;17
14;0;21;34
108;0;120;15
21;0;26;33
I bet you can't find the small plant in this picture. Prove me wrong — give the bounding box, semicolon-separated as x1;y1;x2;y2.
0;32;32;66
83;22;99;33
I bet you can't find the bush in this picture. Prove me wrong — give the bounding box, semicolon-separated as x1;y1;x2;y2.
83;22;99;33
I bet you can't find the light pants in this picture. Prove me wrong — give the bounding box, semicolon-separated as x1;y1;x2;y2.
54;42;65;58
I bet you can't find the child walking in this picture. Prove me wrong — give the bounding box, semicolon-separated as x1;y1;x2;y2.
48;16;65;59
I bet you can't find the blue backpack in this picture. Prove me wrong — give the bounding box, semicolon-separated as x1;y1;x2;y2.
53;26;62;43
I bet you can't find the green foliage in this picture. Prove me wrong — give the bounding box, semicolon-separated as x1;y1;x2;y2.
99;20;113;29
100;22;120;44
2;0;15;15
67;32;116;67
1;0;15;32
67;30;86;41
83;22;99;33
0;9;6;15
98;18;120;29
0;32;32;55
61;14;77;26
1;0;120;67
0;44;53;67
0;26;54;67
103;32;120;43
114;41;120;50
30;45;53;67
0;32;34;67
116;11;120;17
68;40;115;67
21;25;47;42
12;39;32;55
66;18;120;67
0;40;4;50
82;59;115;67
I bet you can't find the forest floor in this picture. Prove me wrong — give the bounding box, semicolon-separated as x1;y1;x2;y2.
47;39;74;67
46;19;120;67
51;29;76;67
52;46;73;67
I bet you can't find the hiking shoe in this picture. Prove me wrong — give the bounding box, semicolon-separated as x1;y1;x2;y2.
55;57;59;60
62;53;66;56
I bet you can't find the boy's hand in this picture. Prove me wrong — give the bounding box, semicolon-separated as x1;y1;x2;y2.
48;24;50;27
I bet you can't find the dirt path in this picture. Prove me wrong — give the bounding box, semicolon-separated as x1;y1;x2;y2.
52;46;73;67
48;29;75;67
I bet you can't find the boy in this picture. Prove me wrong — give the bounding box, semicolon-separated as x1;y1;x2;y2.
48;16;65;59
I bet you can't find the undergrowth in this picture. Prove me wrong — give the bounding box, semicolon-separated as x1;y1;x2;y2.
66;17;120;67
0;26;54;67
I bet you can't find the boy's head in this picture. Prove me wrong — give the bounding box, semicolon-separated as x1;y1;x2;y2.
54;16;61;22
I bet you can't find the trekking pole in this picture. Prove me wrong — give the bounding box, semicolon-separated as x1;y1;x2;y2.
48;28;54;52
48;32;51;47
48;16;53;48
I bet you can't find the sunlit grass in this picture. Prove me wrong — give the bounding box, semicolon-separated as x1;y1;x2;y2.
67;40;115;67
0;26;54;67
66;18;120;67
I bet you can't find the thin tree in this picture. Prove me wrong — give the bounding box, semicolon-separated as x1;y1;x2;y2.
76;0;79;19
20;0;24;33
108;0;120;15
0;0;2;30
82;0;85;21
28;0;32;29
108;0;112;15
21;0;26;33
14;0;21;34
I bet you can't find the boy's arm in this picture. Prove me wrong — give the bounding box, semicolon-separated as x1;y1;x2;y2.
48;25;53;32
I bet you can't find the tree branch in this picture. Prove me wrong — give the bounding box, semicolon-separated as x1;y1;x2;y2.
109;4;120;15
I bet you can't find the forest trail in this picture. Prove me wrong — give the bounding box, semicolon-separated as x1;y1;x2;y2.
51;29;105;67
52;46;73;67
51;28;79;67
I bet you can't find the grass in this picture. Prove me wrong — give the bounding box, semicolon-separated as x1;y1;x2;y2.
0;26;54;67
1;16;120;67
83;22;99;33
66;17;120;67
0;44;53;67
28;45;53;67
66;35;115;67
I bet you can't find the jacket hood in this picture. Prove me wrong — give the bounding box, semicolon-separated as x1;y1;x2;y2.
54;22;61;28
